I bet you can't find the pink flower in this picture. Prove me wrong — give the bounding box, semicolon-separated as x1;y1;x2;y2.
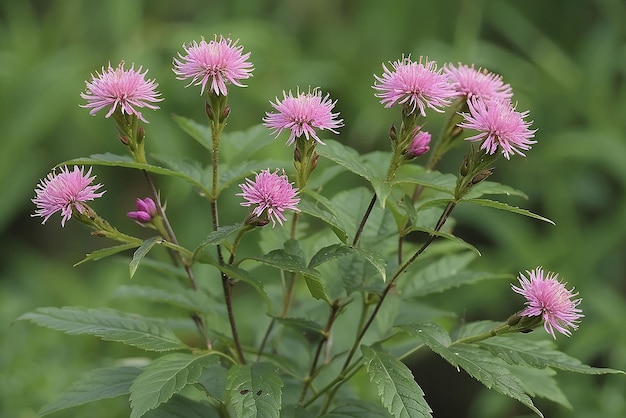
512;267;583;338
458;98;537;159
373;55;456;116
80;62;162;123
32;166;105;227
173;35;254;96
407;130;431;157
127;197;158;223
263;88;344;146
238;169;300;226
445;63;513;102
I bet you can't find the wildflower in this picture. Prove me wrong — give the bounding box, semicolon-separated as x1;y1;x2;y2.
445;63;513;102
512;267;583;338
80;62;162;123
32;166;105;227
407;130;432;157
127;197;158;223
263;88;344;146
238;169;300;226
458;98;536;159
373;55;456;116
173;35;254;96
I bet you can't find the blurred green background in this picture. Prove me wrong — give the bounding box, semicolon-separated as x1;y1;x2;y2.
1;0;625;417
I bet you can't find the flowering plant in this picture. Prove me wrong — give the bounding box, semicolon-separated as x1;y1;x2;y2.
21;36;622;417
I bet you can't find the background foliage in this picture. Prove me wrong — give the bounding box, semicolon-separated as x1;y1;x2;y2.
1;0;625;417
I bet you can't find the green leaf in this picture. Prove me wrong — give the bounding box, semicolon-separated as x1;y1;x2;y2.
226;362;283;418
350;247;387;282
129;353;218;418
218;264;272;310
478;336;625;375
19;307;188;352
462;198;555;224
394;171;457;195
197;361;229;402
464;181;528;199
130;237;161;278
218;160;287;195
74;242;140;266
308;244;354;269
144;394;218;418
401;322;543;417
361;346;432;418
508;365;572;409
249;250;329;302
299;198;348;243
171;115;212;151
273;316;325;338
407;226;481;256
401;252;509;297
39;366;142;416
197;223;243;247
369;177;393;209
321;403;391;418
150;154;210;192
316;139;374;180
114;285;214;314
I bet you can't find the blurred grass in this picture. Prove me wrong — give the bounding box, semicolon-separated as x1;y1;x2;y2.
1;0;625;417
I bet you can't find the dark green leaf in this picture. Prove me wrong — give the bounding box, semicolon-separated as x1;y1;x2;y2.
300;192;348;243
462;198;555;224
394;171;457;195
464;181;528;199
316;139;374;180
226;363;283;418
508;365;572;409
171;115;212;151
130;237;161;278
361;346;432;418
19;307;188;352
39;366;142;416
144;394;218;418
406;227;480;256
308;244;354;269
321;403;391;418
74;243;140;266
197;360;229;401
218;160;287;194
350;247;387;282
273;316;325;338
216;264;272;310
198;224;243;246
129;353;218;418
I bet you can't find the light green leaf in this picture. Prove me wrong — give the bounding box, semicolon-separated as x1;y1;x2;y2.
197;360;230;402
19;307;188;352
130;237;161;278
316;139;374;180
74;243;140;266
114;285;214;314
478;336;625;375
171;115;212;151
39;366;142;416
226;363;283;418
129;353;218;418
361;346;432;418
144;394;218;418
462;198;555;224
401;322;543;417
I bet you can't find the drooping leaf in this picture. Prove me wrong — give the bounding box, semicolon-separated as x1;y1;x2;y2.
350;247;387;282
130;237;161;278
73;242;140;266
171;115;212;151
144;394;219;418
298;198;348;243
361;346;432;418
316;139;374;180
507;365;572;409
19;307;188;352
462;198;555;224
405;226;480;256
308;244;354;269
272;316;325;339
478;336;625;375
114;285;214;314
129;353;218;418
39;366;142;416
401;322;543;417
196;360;230;402
226;362;283;418
197;224;243;247
340;253;385;295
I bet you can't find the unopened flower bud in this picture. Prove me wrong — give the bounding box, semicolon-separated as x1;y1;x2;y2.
294;147;302;163
311;154;319;171
407;131;432;158
450;125;464;139
119;134;130;145
460;154;471;176
205;101;214;121
220;105;231;123
389;124;397;142
470;168;494;186
137;125;145;144
127;197;158;224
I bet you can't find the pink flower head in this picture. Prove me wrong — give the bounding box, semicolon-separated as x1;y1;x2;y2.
173;35;254;96
407;130;432;157
238;169;300;226
263;88;344;146
445;63;513;102
80;62;162;123
373;55;456;116
512;267;583;338
32;166;105;227
127;197;158;223
458;98;537;159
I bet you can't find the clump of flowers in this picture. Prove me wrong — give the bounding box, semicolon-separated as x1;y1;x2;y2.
32;166;105;227
80;62;162;123
373;55;457;116
445;63;513;102
458;98;537;159
512;267;584;338
263;88;344;146
173;35;254;96
238;169;300;226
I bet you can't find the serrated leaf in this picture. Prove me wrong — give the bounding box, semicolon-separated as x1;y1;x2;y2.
308;244;354;269
144;394;218;418
197;361;229;401
361;346;432;418
464;181;528;199
217;264;272;310
249;250;329;302
350;247;387;282
507;365;572;409
19;307;188;352
463;198;555;224
300;192;348;243
114;285;214;314
74;242;140;266
321;402;391;418
316;139;374;180
406;226;480;256
129;353;218;418
198;224;243;246
130;237;161;278
478;336;625;375
171;115;212;151
273;316;325;337
369;177;393;209
394;171;457;195
39;366;142;416
226;363;283;418
401;322;543;417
